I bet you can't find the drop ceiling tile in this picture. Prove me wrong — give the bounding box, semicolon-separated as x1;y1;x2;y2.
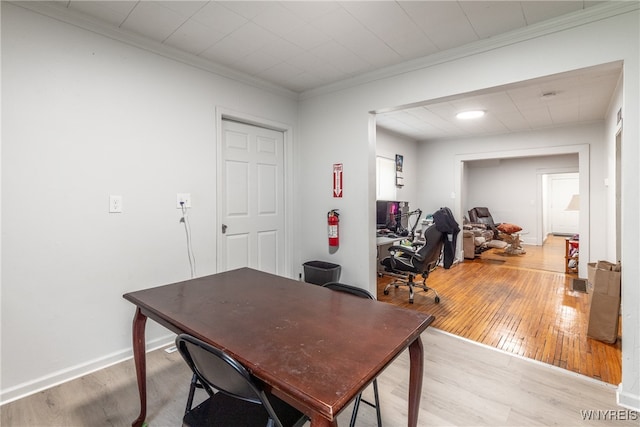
218;1;272;20
495;111;530;132
191;2;248;35
164;19;227;55
549;101;582;123
310;41;370;75
460;1;527;39
251;3;301;38
120;2;187;41
233;50;283;76
199;23;279;67
156;1;207;17
311;6;366;39
282;72;327;93
68;1;137;27
521;1;583;25
340;2;437;58
257;37;305;63
400;1;478;50
281;2;341;23
285;23;332;50
427;103;460;121
259;61;304;82
285;52;346;83
405;107;443;123
337;28;401;68
579;102;607;121
478;115;510;133
521;106;554;127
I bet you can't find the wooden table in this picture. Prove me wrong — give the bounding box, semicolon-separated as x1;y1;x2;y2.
123;267;434;427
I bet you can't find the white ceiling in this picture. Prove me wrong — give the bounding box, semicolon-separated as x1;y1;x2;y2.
39;0;621;140
376;62;622;141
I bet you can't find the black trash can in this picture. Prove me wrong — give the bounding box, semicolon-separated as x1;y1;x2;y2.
303;261;341;285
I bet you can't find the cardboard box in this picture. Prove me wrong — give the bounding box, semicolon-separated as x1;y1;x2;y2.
587;261;621;343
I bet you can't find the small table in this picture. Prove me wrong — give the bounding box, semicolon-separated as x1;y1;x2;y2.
123;268;434;427
499;232;527;255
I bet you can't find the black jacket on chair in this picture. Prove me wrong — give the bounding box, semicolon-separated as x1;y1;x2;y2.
433;207;460;269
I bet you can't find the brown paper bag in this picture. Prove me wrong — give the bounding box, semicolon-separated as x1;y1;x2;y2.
587;261;621;343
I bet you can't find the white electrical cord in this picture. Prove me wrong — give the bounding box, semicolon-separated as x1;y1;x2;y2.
181;203;197;278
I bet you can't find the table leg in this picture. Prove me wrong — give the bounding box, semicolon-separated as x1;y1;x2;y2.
408;337;424;427
131;307;148;427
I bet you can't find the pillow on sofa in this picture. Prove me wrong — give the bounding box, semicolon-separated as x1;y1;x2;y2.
497;223;522;234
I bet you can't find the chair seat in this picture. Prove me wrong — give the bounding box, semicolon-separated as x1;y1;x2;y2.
184;392;307;427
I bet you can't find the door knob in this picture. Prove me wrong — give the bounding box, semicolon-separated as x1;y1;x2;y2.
222;224;228;234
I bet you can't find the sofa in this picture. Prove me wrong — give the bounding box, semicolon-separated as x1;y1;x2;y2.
462;223;494;259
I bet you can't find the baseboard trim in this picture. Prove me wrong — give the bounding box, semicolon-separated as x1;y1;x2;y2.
0;334;174;405
617;384;640;411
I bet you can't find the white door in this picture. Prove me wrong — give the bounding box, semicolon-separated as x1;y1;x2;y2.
549;173;579;235
219;120;285;274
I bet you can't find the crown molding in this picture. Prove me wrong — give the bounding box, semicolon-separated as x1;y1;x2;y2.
8;1;299;100
299;1;640;101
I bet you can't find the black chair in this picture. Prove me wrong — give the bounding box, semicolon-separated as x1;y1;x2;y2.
176;334;308;427
380;223;444;304
321;282;383;427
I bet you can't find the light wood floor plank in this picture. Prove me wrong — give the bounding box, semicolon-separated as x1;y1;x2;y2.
2;329;634;427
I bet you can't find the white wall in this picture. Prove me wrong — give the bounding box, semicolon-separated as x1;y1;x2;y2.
376;128;419;208
1;3;298;402
298;7;639;410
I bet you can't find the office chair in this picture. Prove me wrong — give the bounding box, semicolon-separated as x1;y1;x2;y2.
176;334;308;427
380;223;444;304
322;282;383;427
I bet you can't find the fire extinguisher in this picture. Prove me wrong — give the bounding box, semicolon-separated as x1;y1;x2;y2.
328;209;340;247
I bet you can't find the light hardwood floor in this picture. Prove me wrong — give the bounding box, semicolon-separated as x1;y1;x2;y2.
2;329;635;427
377;235;622;385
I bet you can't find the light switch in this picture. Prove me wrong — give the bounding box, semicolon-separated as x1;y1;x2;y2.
109;195;122;213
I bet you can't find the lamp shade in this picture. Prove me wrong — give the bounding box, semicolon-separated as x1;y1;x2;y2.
565;194;580;211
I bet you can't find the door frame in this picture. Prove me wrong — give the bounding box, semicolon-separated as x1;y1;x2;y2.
215;107;295;277
538;169;579;242
454;144;590;277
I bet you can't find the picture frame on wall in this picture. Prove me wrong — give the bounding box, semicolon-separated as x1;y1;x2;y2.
396;154;403;172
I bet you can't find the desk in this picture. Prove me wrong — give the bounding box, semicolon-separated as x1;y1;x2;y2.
376;235;405;271
123;268;434;427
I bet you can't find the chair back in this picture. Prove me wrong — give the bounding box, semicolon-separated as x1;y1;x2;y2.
468;207;495;227
176;334;266;405
414;224;444;272
322;282;374;300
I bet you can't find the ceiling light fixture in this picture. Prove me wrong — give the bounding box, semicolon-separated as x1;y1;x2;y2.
456;110;485;120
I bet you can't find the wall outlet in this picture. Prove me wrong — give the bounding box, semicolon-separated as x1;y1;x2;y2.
177;193;191;208
109;195;122;213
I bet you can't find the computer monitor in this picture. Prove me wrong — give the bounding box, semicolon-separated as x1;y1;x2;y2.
376;200;404;230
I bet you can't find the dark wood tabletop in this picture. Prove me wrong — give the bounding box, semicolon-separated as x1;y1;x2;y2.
124;267;434;427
